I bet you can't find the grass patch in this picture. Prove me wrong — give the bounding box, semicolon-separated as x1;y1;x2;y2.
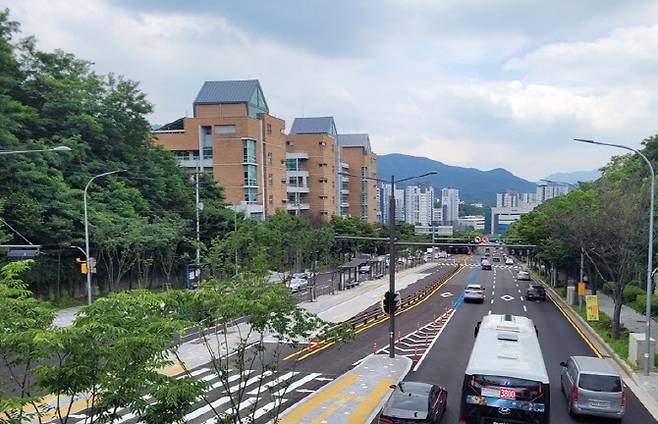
573;307;639;371
553;286;566;299
49;297;87;310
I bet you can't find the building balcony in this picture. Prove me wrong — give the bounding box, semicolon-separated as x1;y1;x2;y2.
287;185;310;193
231;203;264;214
340;188;350;194
340;201;350;208
340;162;349;169
340;175;349;182
178;158;213;168
287;170;309;178
286;203;310;211
286;152;309;160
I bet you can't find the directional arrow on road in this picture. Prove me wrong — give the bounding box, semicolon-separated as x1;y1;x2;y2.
500;294;515;302
440;292;453;298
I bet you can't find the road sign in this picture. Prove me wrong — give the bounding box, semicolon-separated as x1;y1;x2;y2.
577;282;585;296
474;236;482;244
586;295;599;321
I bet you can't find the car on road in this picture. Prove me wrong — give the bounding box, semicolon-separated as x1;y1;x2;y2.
560;356;625;421
505;257;514;265
464;284;485;303
379;381;447;424
359;265;371;274
286;273;308;293
481;259;492;270
526;284;547;301
492;256;500;262
517;270;531;280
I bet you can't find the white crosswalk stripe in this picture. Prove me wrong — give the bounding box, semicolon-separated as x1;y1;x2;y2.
48;368;332;424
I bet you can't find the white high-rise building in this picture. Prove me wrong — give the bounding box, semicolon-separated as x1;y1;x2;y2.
537;181;571;203
378;183;405;224
441;188;459;225
404;185;434;226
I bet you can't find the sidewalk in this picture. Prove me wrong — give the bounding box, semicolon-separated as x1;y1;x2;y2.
596;292;658;408
278;355;412;424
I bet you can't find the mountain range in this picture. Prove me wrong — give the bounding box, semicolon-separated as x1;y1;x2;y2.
543;169;601;184
376;153;537;205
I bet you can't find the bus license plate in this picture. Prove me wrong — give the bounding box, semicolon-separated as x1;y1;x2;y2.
499;388;516;400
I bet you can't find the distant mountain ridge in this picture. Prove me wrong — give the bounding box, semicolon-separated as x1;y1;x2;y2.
376;153;536;205
543;169;601;184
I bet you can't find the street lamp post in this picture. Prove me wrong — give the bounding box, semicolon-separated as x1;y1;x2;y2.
575;138;655;375
339;170;437;358
0;145;71;155
84;170;124;305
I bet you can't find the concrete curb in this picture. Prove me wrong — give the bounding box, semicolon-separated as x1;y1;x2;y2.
531;271;658;420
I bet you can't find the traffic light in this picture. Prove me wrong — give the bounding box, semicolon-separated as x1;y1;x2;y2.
75;258;87;274
382;291;400;314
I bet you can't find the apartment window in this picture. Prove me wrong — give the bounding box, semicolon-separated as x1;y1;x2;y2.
267;152;273;165
203;146;213;159
320;195;328;200
286;140;294;146
244;187;257;203
243;139;256;163
191;150;200;160
320;211;329;216
318;141;326;147
243;164;257;186
268;174;273;185
361;166;368;218
267;123;272;134
319;177;328;183
285;159;298;171
214;125;236;134
319;163;328;168
268;194;273;204
173;151;189;160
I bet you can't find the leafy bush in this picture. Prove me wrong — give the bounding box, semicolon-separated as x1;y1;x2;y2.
601;282;615;296
623;284;645;303
635;294;658;317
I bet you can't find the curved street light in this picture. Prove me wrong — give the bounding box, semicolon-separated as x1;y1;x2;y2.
0;145;71;155
575;137;655;376
84;170;126;305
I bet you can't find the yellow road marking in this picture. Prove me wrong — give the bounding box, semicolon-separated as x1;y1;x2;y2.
278;374;359;423
348;378;395;423
548;291;602;358
309;401;344;423
287;266;466;362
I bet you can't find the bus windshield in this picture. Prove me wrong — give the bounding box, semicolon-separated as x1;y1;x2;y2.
461;374;548;424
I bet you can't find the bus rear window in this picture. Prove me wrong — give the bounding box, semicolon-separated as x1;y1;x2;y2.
470;375;543;401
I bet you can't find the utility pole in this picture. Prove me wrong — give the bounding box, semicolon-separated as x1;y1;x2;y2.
388;175;396;358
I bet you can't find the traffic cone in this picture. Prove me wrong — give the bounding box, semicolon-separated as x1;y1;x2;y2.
413;348;418;364
397;331;401;344
425;336;429;348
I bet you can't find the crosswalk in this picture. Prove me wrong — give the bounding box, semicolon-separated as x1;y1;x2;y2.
46;367;332;424
461;263;519;269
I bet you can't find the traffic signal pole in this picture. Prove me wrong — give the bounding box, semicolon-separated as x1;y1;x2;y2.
388;174;396;358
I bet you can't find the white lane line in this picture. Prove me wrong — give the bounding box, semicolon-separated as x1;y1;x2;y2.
246;371;298;395
488;310;492;315
523;305;527;312
490;298;494;304
413;309;456;372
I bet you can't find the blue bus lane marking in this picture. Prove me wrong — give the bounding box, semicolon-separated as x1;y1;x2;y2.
452;267;482;310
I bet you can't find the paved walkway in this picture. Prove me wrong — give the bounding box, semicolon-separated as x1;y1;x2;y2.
596;292;658;407
278;355;412;424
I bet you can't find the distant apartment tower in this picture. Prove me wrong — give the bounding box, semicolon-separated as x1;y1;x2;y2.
378;183;404;224
337;134;378;223
152;80;287;220
404;185;434;226
458;215;486;231
441;188;459;225
537;180;571;203
433;207;443;224
286;117;339;222
496;190;538;208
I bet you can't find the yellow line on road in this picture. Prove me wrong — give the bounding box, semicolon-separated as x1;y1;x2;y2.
286;266;466;362
348;378;395;423
278;374;359;423
548;292;602;358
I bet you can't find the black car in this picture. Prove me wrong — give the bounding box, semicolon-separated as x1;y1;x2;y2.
526;284;546;301
379;382;447;423
492;256;500;262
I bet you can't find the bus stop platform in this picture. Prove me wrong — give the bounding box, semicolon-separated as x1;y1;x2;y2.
279;355;412;424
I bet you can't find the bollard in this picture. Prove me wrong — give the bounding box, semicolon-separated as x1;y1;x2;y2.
433;313;436;323
413;348;418;364
417;322;420;332
425;336;429;348
373;341;377;355
397;331;401;344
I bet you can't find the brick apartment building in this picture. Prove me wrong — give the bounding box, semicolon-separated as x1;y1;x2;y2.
153;80;377;223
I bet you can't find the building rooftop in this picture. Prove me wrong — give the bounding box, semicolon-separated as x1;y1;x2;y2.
337;134;371;151
193;80;269;117
290;117;337;137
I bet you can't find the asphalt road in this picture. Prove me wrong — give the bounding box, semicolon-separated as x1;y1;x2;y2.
409;256;656;424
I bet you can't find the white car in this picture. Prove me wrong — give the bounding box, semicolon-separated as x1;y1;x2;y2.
464;284;485;303
517;270;531;281
505;258;514;265
287;273;308;292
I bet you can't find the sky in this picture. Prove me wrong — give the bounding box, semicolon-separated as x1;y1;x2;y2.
7;0;658;180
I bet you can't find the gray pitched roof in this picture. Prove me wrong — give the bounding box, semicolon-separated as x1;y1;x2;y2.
193;80;262;105
290;117;336;135
337;133;371;151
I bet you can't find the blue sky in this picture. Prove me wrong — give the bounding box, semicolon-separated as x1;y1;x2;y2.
8;0;658;180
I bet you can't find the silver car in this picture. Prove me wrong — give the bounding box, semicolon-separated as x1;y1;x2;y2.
560;355;625;420
464;284;485;303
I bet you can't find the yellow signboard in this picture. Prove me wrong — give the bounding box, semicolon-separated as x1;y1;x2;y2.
586;295;599;321
578;282;585;296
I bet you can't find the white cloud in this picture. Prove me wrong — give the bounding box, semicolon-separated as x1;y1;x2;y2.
7;0;658;180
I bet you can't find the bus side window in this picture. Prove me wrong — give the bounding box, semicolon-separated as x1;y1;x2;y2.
474;321;481;338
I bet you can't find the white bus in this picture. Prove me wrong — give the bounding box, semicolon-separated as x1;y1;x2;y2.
459;314;550;424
